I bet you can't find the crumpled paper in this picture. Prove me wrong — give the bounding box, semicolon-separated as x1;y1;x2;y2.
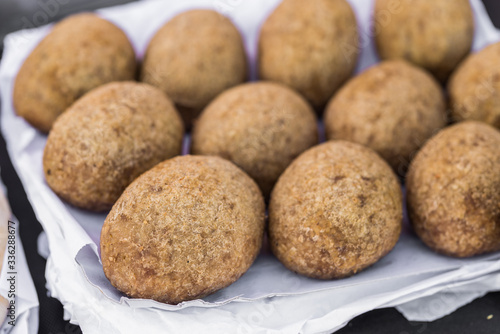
0;175;39;334
1;0;499;333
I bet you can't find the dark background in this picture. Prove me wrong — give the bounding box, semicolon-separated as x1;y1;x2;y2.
0;1;499;333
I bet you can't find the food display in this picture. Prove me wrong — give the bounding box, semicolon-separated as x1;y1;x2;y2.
258;0;359;109
407;121;500;257
191;82;318;197
449;42;500;129
13;13;136;133
374;0;474;82
100;155;265;304
324;60;446;175
269;141;402;279
43;82;184;211
3;1;500;328
141;9;247;128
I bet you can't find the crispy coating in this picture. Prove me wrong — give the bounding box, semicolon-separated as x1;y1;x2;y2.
269;141;402;279
43;82;183;212
13;13;136;133
374;0;473;82
258;0;359;109
406;121;500;257
324;60;446;176
449;42;500;129
191;82;318;197
141;9;247;128
100;155;265;304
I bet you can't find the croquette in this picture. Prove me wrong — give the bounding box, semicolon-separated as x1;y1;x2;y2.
101;155;265;304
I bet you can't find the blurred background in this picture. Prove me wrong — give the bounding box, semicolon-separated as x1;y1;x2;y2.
0;1;499;334
0;0;499;57
0;0;137;56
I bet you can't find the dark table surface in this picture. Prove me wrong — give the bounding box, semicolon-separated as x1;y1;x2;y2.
0;1;500;333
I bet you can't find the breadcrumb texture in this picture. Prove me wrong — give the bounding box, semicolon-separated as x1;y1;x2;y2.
325;60;446;175
191;82;318;197
374;0;473;82
141;9;247;128
269;141;402;279
100;155;265;304
406;121;500;257
13;13;136;133
258;0;359;109
43;82;183;212
449;42;500;129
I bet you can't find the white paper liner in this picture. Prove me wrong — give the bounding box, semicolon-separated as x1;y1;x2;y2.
0;178;39;333
1;0;500;332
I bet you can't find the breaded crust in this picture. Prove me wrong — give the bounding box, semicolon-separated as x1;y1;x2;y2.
374;0;473;82
325;60;446;176
141;9;247;128
449;42;500;129
14;13;136;133
258;0;359;109
269;141;402;279
100;155;265;304
407;121;500;257
191;82;318;197
43;82;183;211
